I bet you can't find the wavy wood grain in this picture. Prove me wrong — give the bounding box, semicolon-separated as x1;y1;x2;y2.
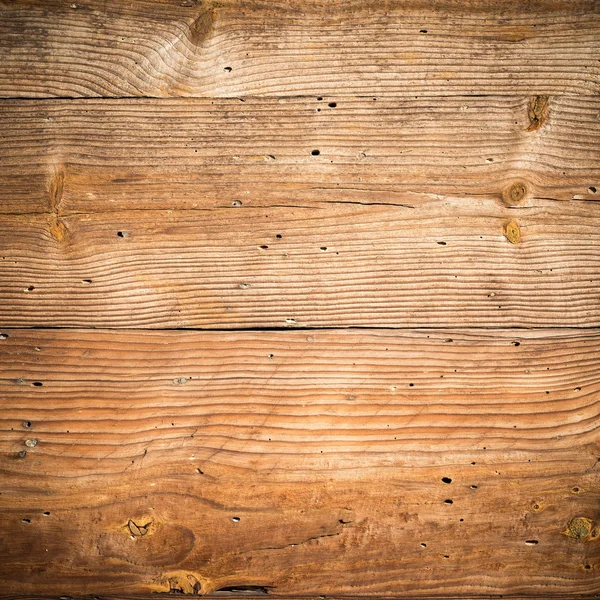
0;0;598;98
1;95;599;215
1;199;599;328
0;328;599;595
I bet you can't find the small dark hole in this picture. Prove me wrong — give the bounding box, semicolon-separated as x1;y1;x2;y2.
444;499;453;504
32;381;43;387
320;247;327;251
232;516;240;522
512;341;520;346
525;540;539;545
0;333;7;340
317;97;323;101
276;234;282;239
420;29;428;33
117;231;129;238
459;518;464;522
589;187;597;194
43;511;50;516
437;241;446;245
22;518;31;523
573;487;580;493
82;279;92;284
420;542;427;547
328;102;337;108
470;485;478;489
224;66;232;72
442;477;452;484
585;564;592;570
259;245;269;250
311;149;320;156
196;468;204;475
443;555;450;559
22;421;31;428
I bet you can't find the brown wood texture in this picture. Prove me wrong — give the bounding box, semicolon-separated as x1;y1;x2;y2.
0;95;599;328
2;0;600;597
0;0;599;98
1;328;600;595
1;95;599;215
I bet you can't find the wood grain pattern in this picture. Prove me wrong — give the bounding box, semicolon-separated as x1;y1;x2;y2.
1;200;599;328
0;328;599;595
0;94;599;329
0;0;599;98
1;95;599;215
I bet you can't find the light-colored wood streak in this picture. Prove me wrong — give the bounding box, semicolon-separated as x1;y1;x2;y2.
1;198;599;328
0;0;598;98
0;96;599;214
0;328;599;595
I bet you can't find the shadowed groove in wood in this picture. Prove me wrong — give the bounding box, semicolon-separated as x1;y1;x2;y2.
0;0;599;98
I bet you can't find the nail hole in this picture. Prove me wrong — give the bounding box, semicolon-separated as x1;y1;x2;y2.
82;279;92;284
196;468;204;474
470;485;478;489
311;149;320;156
117;231;129;238
328;102;337;108
585;564;592;570
320;247;328;251
43;511;50;516
259;245;269;250
224;66;232;72
512;341;520;346
574;387;581;392
32;381;43;387
442;477;452;484
232;516;240;522
317;97;323;101
420;29;428;33
589;187;597;194
437;241;446;245
24;286;35;292
525;540;539;545
573;487;580;493
0;333;7;340
22;421;31;428
276;234;282;239
444;499;453;504
22;518;31;523
420;542;427;547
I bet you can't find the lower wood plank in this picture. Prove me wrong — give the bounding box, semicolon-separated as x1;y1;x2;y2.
0;329;599;596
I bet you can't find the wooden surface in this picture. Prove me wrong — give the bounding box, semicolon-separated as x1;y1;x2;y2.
1;0;600;597
1;329;600;595
0;0;599;98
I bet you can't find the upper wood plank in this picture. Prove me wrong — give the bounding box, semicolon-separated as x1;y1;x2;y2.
0;96;599;328
0;0;598;98
0;328;599;595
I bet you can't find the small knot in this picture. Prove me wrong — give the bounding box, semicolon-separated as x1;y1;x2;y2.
504;220;521;244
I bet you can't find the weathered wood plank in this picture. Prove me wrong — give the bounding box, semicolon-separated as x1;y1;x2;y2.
0;328;599;595
0;0;598;98
1;198;599;328
1;95;598;215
